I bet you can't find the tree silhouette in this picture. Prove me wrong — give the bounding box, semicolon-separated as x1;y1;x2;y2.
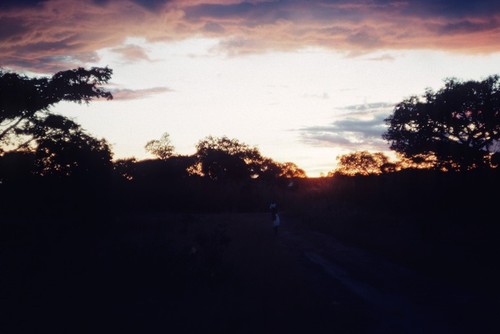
383;75;500;171
332;151;390;176
193;136;264;181
191;135;307;182
0;115;113;181
0;67;112;153
276;161;307;178
145;132;175;160
248;158;306;182
34;115;113;178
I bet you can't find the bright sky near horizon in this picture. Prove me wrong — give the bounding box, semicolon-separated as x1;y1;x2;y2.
1;0;500;176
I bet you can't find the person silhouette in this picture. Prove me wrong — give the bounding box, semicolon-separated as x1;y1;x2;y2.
269;201;280;236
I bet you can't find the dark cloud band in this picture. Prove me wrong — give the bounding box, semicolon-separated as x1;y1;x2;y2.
1;0;499;73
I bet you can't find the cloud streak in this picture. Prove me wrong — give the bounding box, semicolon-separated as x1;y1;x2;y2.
299;102;394;152
109;86;173;100
1;0;500;72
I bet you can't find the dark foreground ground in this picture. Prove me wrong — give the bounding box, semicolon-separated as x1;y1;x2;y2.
1;212;498;333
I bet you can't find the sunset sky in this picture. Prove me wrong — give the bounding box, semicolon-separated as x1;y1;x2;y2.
1;0;500;176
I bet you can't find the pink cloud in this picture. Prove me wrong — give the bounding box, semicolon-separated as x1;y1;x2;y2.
109;86;173;100
1;0;499;73
112;45;151;62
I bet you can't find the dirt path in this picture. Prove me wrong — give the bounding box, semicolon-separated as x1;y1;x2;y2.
264;213;496;334
216;212;496;334
216;213;374;333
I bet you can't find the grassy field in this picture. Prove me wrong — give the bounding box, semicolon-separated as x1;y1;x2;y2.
2;212;376;334
2;171;499;334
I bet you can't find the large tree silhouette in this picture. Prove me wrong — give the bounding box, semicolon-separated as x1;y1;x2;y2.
383;75;500;171
0;67;112;153
193;136;263;181
34;115;113;178
332;151;391;176
192;135;305;181
0;67;114;181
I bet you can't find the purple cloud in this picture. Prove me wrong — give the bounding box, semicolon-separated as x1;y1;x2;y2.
1;0;499;73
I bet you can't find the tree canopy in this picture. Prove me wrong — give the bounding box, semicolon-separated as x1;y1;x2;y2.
0;67;114;180
0;67;113;154
34;115;113;178
332;151;391;176
193;136;264;180
275;161;306;178
191;135;305;181
383;75;500;171
145;132;175;160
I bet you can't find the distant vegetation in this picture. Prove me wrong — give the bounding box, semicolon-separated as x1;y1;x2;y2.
0;67;498;220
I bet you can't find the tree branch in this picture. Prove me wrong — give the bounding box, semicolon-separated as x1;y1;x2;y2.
9;137;35;153
0;115;26;142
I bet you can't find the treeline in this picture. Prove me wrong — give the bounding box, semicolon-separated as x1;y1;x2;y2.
2;151;497;218
1;67;499;220
0;152;300;217
0;131;306;217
